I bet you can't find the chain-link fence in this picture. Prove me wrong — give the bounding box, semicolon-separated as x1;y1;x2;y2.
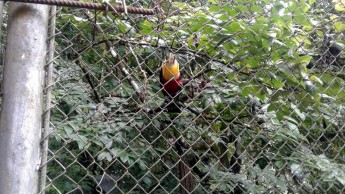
1;0;345;193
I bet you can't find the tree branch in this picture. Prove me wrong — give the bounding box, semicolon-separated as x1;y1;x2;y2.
82;10;145;102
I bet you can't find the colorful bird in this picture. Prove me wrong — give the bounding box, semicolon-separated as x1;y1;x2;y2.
160;53;183;97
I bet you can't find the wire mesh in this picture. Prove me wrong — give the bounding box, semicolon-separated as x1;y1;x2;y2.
2;0;345;193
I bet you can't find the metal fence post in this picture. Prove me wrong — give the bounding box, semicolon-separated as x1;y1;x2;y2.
0;2;49;194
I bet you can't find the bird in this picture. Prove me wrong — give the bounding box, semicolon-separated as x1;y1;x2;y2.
160;53;183;97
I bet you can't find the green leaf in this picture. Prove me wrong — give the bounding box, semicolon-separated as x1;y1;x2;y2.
210;183;218;190
93;140;103;147
271;78;285;89
209;6;221;12
296;56;312;64
143;176;152;186
236;5;249;12
120;152;129;163
294;14;310;26
140;20;153;34
138;160;147;170
191;23;203;32
75;135;88;149
227;72;236;80
63;125;74;136
203;25;215;34
300;2;311;12
116;20;128;33
110;148;123;157
334;22;345;33
97;151;113;162
275;160;285;169
335;0;345;11
310;75;323;85
224;22;242;33
246;58;259;68
223;6;238;16
251;6;262;13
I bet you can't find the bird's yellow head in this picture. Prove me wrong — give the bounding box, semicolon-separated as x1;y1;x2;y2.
162;53;180;80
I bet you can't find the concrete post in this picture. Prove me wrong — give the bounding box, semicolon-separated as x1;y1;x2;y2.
0;3;49;194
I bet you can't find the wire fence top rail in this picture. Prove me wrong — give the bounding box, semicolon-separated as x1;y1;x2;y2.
0;0;156;15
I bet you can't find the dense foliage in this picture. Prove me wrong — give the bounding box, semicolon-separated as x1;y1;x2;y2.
47;0;345;193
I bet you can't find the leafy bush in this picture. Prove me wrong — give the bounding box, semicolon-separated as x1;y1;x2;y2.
46;0;345;193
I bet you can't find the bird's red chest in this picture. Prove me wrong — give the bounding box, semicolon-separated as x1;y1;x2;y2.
160;76;183;97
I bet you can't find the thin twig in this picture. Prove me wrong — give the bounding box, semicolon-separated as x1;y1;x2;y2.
121;0;127;14
129;45;147;100
103;1;120;17
77;59;101;103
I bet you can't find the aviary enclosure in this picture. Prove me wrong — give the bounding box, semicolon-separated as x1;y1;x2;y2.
0;0;344;193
